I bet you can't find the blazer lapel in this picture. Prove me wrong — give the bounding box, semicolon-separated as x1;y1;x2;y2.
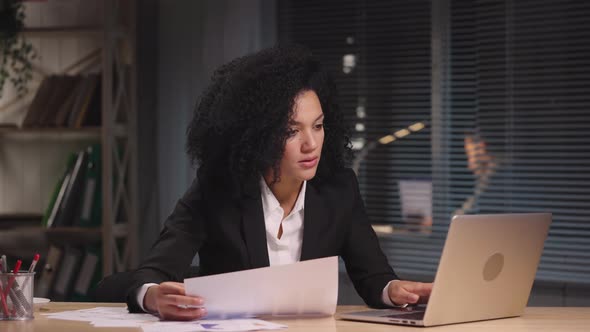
240;181;270;269
300;180;330;261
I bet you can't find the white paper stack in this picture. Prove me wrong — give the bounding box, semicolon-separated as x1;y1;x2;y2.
44;307;287;331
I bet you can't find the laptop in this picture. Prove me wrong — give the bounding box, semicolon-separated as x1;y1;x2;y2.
340;213;551;327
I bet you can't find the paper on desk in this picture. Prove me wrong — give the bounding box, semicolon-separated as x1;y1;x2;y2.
44;306;158;325
184;256;338;317
44;307;287;331
141;319;287;332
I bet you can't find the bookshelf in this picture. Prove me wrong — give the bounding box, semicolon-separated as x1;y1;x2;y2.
0;0;138;285
0;126;102;140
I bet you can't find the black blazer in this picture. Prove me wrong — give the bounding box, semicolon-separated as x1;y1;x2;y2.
126;168;397;312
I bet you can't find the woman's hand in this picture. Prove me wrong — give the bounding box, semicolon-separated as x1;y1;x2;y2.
144;282;206;320
387;280;433;306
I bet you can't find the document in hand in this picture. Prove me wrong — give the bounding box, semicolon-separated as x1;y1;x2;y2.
184;256;338;317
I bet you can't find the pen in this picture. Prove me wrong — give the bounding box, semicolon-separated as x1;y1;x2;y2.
4;260;21;299
5;259;28;318
0;255;9;317
8;255;38;317
28;254;40;273
13;260;22;274
7;285;28;317
0;282;9;317
20;254;40;291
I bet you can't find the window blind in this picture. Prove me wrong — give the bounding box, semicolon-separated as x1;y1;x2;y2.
278;0;590;284
453;0;590;284
279;0;437;280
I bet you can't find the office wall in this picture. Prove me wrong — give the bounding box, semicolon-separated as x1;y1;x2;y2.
153;0;276;255
136;0;161;262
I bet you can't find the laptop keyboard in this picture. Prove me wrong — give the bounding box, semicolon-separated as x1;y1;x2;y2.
384;310;425;321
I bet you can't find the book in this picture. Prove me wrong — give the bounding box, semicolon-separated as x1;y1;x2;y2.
52;150;88;227
35;245;63;298
21;76;57;127
69;74;101;128
51;246;83;301
77;144;102;228
37;75;81;127
80;75;102;127
71;245;102;302
66;76;92;127
44;153;78;228
53;75;84;127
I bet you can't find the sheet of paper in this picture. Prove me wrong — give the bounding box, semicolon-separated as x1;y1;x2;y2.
184;256;338;317
44;307;287;331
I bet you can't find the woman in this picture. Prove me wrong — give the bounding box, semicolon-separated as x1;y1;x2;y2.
127;45;432;320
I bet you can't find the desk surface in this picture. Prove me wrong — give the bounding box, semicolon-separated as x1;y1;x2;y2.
1;302;589;332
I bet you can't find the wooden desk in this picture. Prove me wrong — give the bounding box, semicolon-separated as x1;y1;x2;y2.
1;302;588;331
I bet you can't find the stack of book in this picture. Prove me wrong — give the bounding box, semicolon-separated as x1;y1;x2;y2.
21;74;101;128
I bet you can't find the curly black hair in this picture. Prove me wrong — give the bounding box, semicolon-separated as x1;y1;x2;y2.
186;45;351;194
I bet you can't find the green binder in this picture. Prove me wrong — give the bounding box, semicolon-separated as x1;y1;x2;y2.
77;144;102;228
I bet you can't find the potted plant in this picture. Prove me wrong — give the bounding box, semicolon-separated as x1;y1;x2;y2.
0;0;36;98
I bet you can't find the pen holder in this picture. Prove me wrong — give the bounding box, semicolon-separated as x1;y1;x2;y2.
0;272;35;320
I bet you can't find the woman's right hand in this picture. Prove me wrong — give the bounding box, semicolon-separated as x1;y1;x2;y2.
144;282;206;320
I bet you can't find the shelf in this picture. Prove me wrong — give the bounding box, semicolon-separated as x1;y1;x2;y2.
21;27;103;38
0;213;43;220
1;2;139;277
0;226;101;258
0;214;42;230
0;126;102;140
45;227;102;245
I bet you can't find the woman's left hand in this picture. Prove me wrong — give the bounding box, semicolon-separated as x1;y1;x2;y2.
387;280;433;306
